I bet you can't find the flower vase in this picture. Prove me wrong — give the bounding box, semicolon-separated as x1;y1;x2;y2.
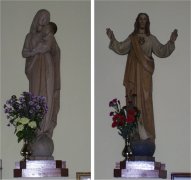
20;139;32;161
122;137;132;161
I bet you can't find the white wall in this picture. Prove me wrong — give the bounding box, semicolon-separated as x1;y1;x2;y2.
95;1;190;179
1;1;90;179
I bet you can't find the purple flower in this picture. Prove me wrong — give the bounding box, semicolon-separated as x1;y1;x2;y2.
6;99;12;105
5;108;12;113
112;98;117;103
109;101;113;107
19;97;25;102
29;101;34;105
110;112;114;116
38;96;46;103
36;105;40;110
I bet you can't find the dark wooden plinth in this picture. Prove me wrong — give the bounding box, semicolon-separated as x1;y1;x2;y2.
114;156;167;179
14;160;68;177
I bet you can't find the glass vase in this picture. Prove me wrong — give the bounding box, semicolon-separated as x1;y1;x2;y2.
20;139;32;161
122;136;132;161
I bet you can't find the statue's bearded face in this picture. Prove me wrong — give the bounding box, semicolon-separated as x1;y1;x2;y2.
138;14;147;30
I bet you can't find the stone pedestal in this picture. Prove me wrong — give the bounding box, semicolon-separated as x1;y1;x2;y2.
14;160;68;177
114;156;167;179
30;134;54;159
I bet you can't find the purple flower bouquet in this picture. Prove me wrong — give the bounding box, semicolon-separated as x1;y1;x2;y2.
3;92;48;143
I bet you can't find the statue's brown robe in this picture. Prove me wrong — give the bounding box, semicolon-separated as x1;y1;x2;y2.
109;34;175;140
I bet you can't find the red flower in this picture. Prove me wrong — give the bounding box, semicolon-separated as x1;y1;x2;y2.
128;109;136;116
112;114;126;127
112;121;117;128
113;114;125;121
118;120;124;126
112;114;118;121
112;114;121;121
126;115;135;123
119;114;125;119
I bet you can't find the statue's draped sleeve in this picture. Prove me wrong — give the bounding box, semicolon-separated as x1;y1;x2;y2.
109;36;131;55
151;35;175;58
109;34;175;58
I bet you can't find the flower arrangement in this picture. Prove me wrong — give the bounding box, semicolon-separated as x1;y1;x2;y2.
109;94;140;140
3;92;48;143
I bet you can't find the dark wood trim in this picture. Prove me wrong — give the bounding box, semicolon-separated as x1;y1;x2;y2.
56;160;62;168
76;172;91;180
61;168;69;177
113;169;121;177
13;169;22;177
171;173;191;179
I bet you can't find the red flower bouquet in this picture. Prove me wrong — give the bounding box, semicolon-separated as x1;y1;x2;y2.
109;95;140;140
